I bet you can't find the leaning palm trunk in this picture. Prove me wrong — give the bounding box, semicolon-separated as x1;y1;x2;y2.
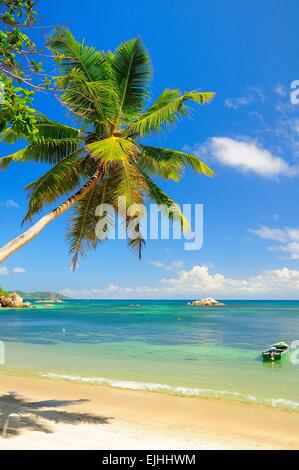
0;170;100;263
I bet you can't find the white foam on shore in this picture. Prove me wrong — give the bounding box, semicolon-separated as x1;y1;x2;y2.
41;372;299;411
268;398;299;410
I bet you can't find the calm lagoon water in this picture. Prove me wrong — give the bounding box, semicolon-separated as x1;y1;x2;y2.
0;299;299;410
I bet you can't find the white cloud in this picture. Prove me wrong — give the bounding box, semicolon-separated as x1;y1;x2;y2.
250;225;299;259
160;265;299;296
250;226;291;243
249;111;265;124
224;96;252;109
270;242;299;260
0;199;19;209
208;137;295;177
0;266;26;276
248;86;265;102
61;265;299;299
149;260;184;271
61;284;161;297
12;267;26;273
161;265;228;292
292;120;299;134
225;87;265;110
274;84;287;97
269;117;299;158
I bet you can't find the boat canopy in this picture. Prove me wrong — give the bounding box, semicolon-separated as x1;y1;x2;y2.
272;342;289;349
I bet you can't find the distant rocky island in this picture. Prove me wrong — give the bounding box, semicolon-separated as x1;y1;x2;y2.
16;291;69;300
189;297;225;307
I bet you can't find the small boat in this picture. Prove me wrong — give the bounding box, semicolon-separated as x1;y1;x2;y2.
262;342;289;362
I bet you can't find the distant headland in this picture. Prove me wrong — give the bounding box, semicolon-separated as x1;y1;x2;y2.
15;291;70;300
0;289;70;309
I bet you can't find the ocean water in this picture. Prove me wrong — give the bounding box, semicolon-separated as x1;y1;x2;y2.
0;299;299;410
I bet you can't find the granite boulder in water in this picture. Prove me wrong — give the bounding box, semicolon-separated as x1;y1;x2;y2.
190;297;225;306
0;292;31;308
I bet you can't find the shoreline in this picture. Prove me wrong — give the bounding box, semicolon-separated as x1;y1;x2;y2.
2;367;299;412
0;373;299;449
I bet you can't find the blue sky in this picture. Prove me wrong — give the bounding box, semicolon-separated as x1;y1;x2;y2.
0;0;299;298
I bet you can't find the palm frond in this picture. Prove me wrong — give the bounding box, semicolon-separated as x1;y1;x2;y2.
47;27;107;82
66;178;114;270
112;37;152;124
57;72;118;125
86;136;138;163
0;138;82;169
140;145;215;177
138;153;182;181
0;116;81;145
30;115;81;142
127;226;145;259
110;159;147;210
126;89;215;137
48;28;116;128
137;145;183;181
23;151;87;222
0;127;22;144
126;89;187;136
141;171;190;232
183;91;215;104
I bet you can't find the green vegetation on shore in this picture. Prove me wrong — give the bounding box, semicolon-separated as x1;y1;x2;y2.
0;286;9;298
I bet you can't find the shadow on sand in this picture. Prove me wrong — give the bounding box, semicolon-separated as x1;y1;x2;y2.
0;392;112;438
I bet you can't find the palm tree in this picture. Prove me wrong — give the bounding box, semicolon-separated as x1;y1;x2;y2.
0;28;215;269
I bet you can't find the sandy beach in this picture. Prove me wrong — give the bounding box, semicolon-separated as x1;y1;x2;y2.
0;374;299;450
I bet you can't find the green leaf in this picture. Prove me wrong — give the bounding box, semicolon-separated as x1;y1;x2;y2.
30;115;81;141
23;151;87;222
47;27;107;82
86;136;138;163
0;127;21;144
126;89;215;137
141;171;190;232
112;37;152;123
66;178;114;270
126;89;187;136
48;28;114;126
110;159;147;210
58;72;118;125
140;145;215;177
183;90;215;104
0;137;82;169
127;229;145;259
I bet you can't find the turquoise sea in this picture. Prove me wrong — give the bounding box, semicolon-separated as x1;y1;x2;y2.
0;299;299;410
